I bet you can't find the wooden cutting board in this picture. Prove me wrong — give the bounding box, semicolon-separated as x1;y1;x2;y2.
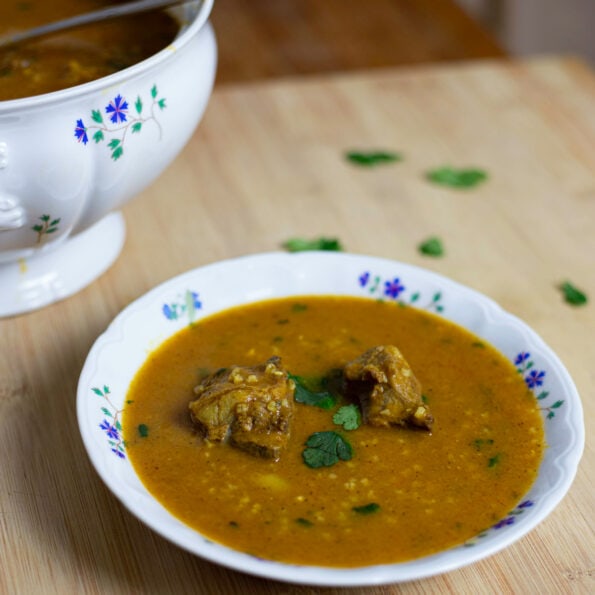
1;56;594;594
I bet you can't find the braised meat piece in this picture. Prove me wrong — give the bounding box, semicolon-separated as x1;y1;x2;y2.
189;356;295;460
344;345;433;430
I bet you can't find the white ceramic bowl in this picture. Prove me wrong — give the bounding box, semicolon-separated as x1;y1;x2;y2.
0;0;216;316
77;252;584;586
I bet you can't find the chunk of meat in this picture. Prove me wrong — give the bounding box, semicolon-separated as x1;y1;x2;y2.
189;356;295;459
343;345;433;430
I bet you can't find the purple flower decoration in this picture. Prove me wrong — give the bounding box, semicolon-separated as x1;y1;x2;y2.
384;277;405;299
514;352;530;366
190;291;202;310
359;272;370;287
525;369;546;389
74;119;88;144
105;94;129;124
518;500;534;509
111;448;126;459
100;419;119;440
493;516;515;529
162;303;176;320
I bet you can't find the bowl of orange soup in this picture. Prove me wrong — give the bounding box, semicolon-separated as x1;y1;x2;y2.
77;252;584;586
0;0;216;316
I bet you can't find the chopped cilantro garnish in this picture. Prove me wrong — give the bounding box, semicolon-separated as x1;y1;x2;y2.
333;404;361;430
138;424;149;438
559;281;588;306
291;303;308;313
345;150;402;167
352;502;380;514
290;374;336;409
418;236;444;257
295;517;313;527
302;431;352;468
473;438;494;450
488;453;501;467
282;237;343;252
426;167;487;188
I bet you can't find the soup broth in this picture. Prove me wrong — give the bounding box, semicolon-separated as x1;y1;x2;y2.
0;1;179;100
123;296;545;567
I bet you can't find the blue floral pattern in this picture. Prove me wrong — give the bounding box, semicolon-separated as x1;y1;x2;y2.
514;351;563;419
465;500;535;546
162;290;202;323
74;85;166;160
93;385;125;459
358;270;444;312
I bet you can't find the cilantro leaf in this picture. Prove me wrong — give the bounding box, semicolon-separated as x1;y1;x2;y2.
282;237;343;252
138;424;149;438
290;374;336;409
418;236;444;257
426;167;487;188
559;281;587;306
302;431;352;468
345;150;402;167
333;404;361;430
352;502;380;515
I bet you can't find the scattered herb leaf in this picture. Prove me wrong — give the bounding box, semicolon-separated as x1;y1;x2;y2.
418;236;444;257
282;237;343;252
352;502;380;514
345;150;402;167
290;374;336;409
302;431;352;468
559;281;588;306
229;521;239;528
333;404;361;430
138;424;149;438
426;167;488;189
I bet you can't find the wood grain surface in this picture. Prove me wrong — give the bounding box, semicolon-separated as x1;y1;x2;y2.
211;0;506;84
1;56;594;594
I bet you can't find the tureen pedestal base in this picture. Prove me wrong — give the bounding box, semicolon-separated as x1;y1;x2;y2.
0;211;125;318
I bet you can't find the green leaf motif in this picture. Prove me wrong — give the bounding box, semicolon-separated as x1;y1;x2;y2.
333;404;361;430
92;387;104;396
132;122;142;133
31;224;42;232
559;281;588;306
108;139;120;149
282;237;344;252
346;150;402;167
151;85;158;99
135;96;143;114
426;167;488;189
302;431;352;468
111;146;124;161
93;130;104;143
418;236;445;257
157;98;166;110
91;109;103;124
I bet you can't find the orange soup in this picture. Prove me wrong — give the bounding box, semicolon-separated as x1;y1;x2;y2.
0;1;179;100
123;296;545;567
